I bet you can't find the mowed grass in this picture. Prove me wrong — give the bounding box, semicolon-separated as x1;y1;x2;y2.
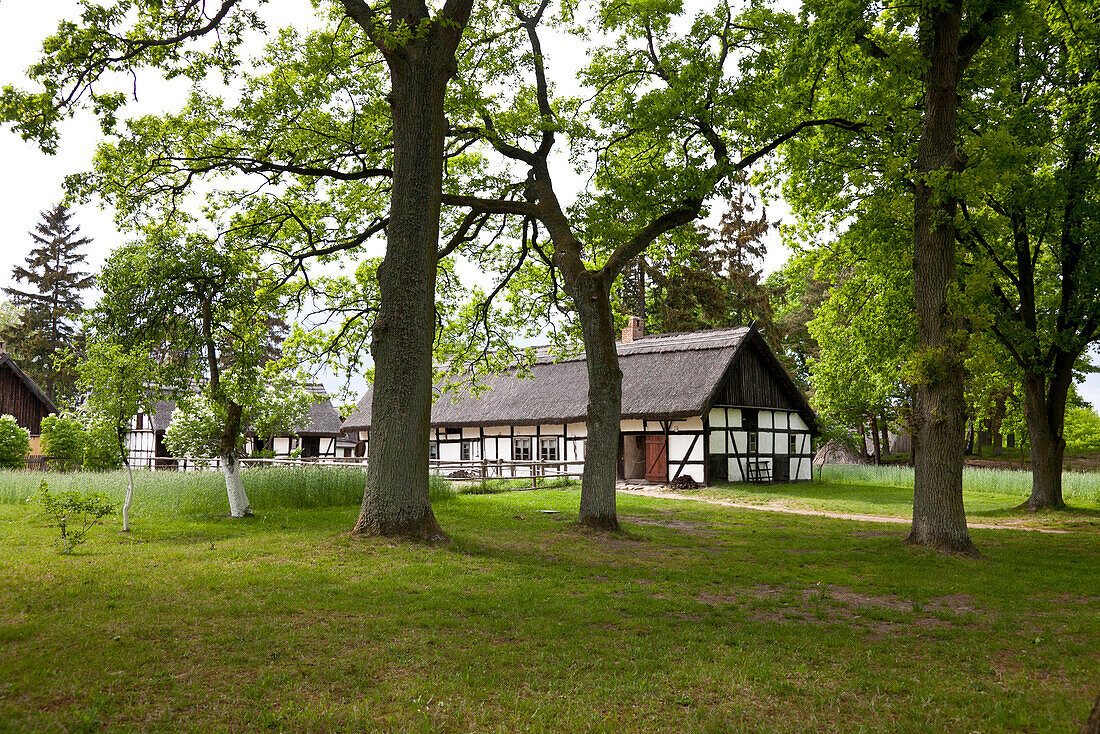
701;464;1100;525
1;469;1099;733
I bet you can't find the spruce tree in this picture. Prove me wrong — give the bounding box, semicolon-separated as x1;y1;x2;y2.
3;203;95;403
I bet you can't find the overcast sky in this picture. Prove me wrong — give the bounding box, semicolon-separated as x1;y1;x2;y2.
2;2;1097;409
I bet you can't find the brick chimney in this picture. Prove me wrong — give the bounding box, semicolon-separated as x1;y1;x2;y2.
621;315;644;343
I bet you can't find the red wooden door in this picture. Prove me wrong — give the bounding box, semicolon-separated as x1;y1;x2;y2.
645;435;668;482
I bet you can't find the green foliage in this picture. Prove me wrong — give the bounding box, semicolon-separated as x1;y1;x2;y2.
1064;406;1100;452
0;414;31;469
165;393;223;459
39;413;88;471
35;479;116;554
81;416;124;472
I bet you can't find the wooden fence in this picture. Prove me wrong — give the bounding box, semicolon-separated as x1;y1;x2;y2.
19;453;585;491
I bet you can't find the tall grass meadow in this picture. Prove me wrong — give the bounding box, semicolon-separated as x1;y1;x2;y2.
821;464;1100;504
0;466;456;515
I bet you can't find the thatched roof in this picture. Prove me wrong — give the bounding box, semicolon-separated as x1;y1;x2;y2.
296;384;343;436
343;326;817;432
145;384;342;437
0;353;58;415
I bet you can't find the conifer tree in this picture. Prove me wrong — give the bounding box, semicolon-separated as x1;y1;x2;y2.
3;203;94;403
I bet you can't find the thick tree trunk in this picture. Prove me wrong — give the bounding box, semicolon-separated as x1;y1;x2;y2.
569;272;622;531
353;34;451;541
880;415;891;457
908;2;976;555
1021;372;1068;509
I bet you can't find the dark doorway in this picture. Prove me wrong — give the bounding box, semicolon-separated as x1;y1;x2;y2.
301;436;321;458
620;435;646;480
645;435;668;482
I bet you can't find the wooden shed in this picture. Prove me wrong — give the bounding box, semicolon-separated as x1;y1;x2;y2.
343;324;819;485
0;349;58;454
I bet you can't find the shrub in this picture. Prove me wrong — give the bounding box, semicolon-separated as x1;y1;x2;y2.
40;413;88;471
36;480;116;554
0;414;30;469
1064;406;1100;452
82;417;123;472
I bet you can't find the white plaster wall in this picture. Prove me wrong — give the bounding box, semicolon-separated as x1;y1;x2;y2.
790;414;808;431
760;411;773;429
728;457;744;482
274;437;292;455
672;416;703;432
727;408;742;428
775;412;788;430
514;425;537;436
709;430;726;454
709;408;726;428
621;419;645;433
439;442;462;462
567;422;587;438
759;432;773;454
669;434;703;463
790;457;812;480
483;425;510;436
462;427;480;440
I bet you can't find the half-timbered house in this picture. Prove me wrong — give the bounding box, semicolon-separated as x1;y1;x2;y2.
342;323;818;484
0;347;58;455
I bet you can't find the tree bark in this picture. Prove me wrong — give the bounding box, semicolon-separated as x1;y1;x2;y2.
569;271;622;531
1021;371;1069;509
908;2;977;555
122;458;134;531
220;401;251;518
871;415;882;465
880;415;891;457
352;22;458;542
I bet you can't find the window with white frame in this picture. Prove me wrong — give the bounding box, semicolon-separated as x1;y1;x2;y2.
748;431;759;454
429;441;438;460
513;437;532;461
461;440;475;461
789;434;799;455
539;437;559;461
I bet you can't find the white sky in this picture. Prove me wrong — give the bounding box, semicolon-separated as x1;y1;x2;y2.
1;2;1097;409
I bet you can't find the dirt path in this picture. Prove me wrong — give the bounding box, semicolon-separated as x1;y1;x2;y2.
617;487;1071;534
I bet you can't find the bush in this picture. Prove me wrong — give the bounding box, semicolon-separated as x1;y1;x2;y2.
0;414;30;469
40;413;88;471
36;480;116;554
1064;406;1100;452
82;418;123;471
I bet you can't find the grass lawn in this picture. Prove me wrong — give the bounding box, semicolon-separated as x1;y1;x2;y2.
1;468;1098;732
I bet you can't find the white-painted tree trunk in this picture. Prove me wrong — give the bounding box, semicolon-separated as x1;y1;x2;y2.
122;459;134;532
221;453;251;518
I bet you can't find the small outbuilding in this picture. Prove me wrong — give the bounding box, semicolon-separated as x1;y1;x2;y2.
0;347;58;455
343;323;818;484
